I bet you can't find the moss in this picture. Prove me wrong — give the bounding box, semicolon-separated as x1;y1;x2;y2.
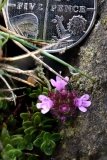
65;127;75;138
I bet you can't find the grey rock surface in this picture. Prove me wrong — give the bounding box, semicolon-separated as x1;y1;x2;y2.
44;0;107;160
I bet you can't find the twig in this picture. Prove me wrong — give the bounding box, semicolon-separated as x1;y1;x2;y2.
2;8;8;29
23;152;39;157
0;24;48;46
0;86;26;92
13;103;21;117
0;42;56;61
0;63;45;84
0;74;16;104
0;97;14;100
0;94;25;101
11;76;35;87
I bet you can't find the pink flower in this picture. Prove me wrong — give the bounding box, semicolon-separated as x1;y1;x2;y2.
50;76;69;91
36;95;54;114
48;90;77;121
74;94;91;112
60;116;66;121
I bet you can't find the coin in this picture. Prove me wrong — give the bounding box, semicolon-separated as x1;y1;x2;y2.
6;0;97;53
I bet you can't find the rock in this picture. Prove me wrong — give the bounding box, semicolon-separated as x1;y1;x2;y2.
45;0;107;160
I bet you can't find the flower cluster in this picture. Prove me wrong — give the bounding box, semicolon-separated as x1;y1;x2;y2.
36;75;91;121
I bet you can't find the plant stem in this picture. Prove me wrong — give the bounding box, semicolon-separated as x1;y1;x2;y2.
0;31;93;80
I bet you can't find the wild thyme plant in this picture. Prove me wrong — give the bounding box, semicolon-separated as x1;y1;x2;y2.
36;75;91;122
0;85;61;160
0;73;91;160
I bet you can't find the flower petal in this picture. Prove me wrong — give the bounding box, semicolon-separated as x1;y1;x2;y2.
38;95;48;101
56;76;61;81
81;94;90;100
56;84;63;91
48;100;54;108
61;89;67;95
50;79;57;87
82;101;91;107
41;102;51;114
74;98;82;107
65;76;69;82
36;103;42;109
78;106;87;112
50;76;69;91
41;107;50;114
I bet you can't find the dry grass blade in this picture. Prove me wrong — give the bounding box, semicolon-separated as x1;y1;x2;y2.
0;74;16;104
0;24;48;46
11;76;35;87
0;43;56;61
0;87;26;92
0;63;45;85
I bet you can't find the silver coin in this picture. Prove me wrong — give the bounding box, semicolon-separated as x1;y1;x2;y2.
6;0;97;53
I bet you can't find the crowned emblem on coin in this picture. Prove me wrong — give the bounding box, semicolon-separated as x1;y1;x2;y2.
6;0;97;52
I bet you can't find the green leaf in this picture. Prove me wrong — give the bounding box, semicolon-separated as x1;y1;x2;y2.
32;112;42;119
51;133;61;142
42;119;55;125
10;157;16;160
0;100;3;108
64;117;71;125
26;143;33;150
23;88;31;95
1;126;10;140
11;135;23;139
30;129;38;140
22;121;32;129
40;140;56;155
29;93;37;98
43;132;51;141
10;137;23;146
33;138;43;147
41;92;48;96
5;144;14;152
20;113;30;121
52;88;56;93
7;149;22;158
37;88;42;95
19;155;27;160
36;131;45;138
24;134;32;142
43;87;49;93
42;125;52;130
8;115;17;127
33;115;41;125
1;153;9;160
24;126;35;134
27;155;38;160
17;141;26;150
16;127;23;134
3;137;10;145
